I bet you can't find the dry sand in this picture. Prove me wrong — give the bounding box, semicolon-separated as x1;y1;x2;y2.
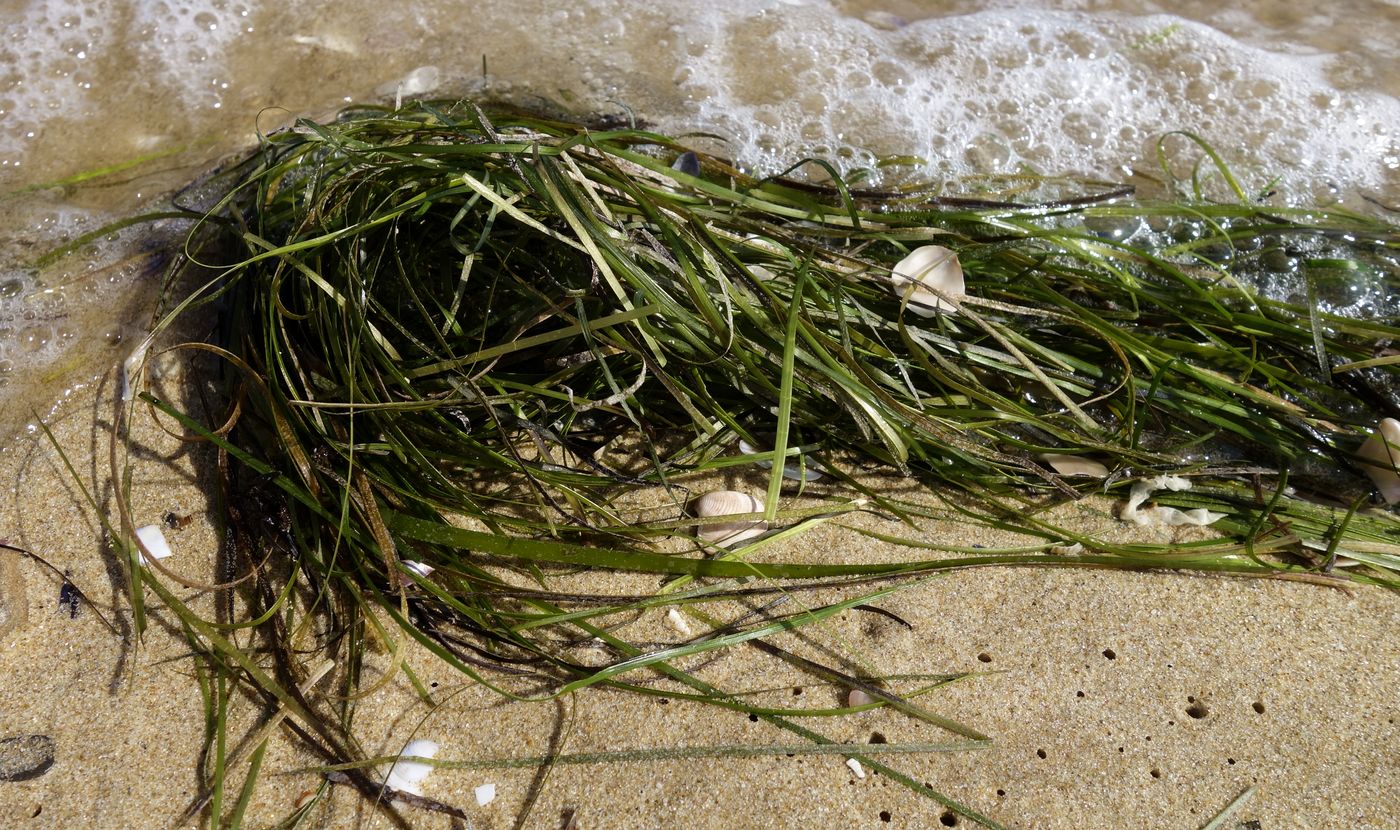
0;361;1397;830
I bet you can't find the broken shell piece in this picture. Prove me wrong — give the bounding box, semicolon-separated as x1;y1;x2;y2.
846;689;875;707
693;490;767;547
890;245;964;316
474;782;497;806
738;438;824;481
384;739;439;797
666;608;692;636
846;758;866;779
134;525;173;564
1040;453;1109;480
402;560;435;579
1357;418;1400;504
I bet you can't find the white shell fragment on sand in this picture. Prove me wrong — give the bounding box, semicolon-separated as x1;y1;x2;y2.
846;689;875;707
475;782;497;806
666;608;693;636
1357;418;1400;504
694;490;767;547
738;438;824;481
890;245;964;316
1040;453;1110;480
1118;475;1226;527
134;525;173;564
846;758;866;779
384;739;440;797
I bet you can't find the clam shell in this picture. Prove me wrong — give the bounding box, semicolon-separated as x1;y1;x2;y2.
693;490;767;547
1040;453;1110;479
890;244;964;316
846;688;875;707
1358;417;1400;504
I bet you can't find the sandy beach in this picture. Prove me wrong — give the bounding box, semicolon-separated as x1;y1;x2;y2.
1;360;1396;829
2;3;1398;827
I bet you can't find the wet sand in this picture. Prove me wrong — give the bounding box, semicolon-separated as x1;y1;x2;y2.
0;361;1396;829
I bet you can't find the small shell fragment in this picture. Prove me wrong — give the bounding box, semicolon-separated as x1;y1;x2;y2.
134;524;173;564
846;758;866;779
693;490;767;547
402;560;435;579
474;782;497;806
384;739;439;797
1357;418;1400;504
738;438;824;481
890;245;964;316
1040;453;1110;480
847;688;875;707
666;608;692;636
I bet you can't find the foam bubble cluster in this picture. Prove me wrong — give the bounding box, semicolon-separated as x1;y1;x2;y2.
3;1;1397;202
664;7;1399;201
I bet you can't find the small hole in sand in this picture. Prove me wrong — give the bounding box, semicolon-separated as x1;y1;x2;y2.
1227;758;1236;765
1076;690;1085;698
1036;749;1047;759
880;811;892;822
792;687;803;696
940;811;958;826
976;652;992;663
1150;768;1161;779
748;713;758;722
1102;648;1117;660
1186;701;1209;719
1252;701;1265;714
659;698;669;705
869;731;887;744
996;789;1006;797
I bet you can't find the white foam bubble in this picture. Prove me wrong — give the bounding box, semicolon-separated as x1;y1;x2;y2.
4;1;1396;202
661;7;1399;201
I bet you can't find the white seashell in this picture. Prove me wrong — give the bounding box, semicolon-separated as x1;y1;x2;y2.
135;524;173;564
666;608;692;636
1040;453;1110;479
846;689;875;707
1358;418;1400;504
738;438;824;481
693;490;767;547
474;782;497;806
402;560;435;579
846;758;866;779
384;739;439;796
890;245;964;316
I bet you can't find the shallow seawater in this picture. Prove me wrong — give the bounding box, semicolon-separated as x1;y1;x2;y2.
0;0;1397;439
